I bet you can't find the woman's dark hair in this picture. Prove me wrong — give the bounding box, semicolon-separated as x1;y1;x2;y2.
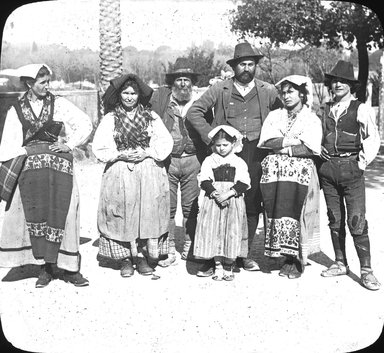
120;79;141;97
324;77;360;94
211;129;237;143
280;81;308;105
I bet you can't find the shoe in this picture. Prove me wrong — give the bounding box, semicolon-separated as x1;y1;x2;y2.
158;254;177;267
321;261;349;277
63;271;89;287
136;257;153;276
181;241;192;260
196;260;215;277
212;267;224;281
288;260;302;279
120;259;134;277
279;263;293;277
35;265;53;288
223;263;235;281
361;271;381;291
243;258;260;271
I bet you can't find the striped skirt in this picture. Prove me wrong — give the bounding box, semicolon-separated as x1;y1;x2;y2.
193;182;248;260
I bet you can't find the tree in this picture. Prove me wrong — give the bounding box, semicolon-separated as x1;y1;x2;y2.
168;47;221;87
229;0;384;102
99;0;123;93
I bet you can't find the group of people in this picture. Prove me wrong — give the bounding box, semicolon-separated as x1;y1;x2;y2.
0;42;380;291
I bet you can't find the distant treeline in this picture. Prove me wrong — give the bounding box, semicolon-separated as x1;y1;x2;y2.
1;39;382;105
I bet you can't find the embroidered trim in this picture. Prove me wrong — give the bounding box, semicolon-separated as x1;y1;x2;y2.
261;154;313;185
26;222;64;242
24;154;73;175
264;217;300;257
19;92;54;140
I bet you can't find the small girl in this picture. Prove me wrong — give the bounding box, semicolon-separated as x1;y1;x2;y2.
193;125;250;281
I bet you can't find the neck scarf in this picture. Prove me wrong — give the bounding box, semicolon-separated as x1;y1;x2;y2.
113;103;153;150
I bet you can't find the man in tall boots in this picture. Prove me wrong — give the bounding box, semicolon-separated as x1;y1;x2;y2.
318;60;381;290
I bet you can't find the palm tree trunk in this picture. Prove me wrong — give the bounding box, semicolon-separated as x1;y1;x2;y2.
99;0;123;94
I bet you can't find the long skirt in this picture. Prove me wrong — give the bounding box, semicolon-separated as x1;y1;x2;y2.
193;182;248;260
0;178;81;272
97;158;169;260
261;154;320;264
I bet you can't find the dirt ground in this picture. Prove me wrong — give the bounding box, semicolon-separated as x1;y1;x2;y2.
0;153;383;353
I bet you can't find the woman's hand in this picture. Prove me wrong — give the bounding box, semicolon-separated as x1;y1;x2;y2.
214;190;236;204
119;148;148;162
274;147;289;155
49;142;71;153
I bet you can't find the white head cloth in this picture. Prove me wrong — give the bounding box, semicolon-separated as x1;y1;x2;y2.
275;75;313;108
16;63;52;79
208;125;244;153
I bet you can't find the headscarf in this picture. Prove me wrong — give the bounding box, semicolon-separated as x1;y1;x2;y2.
275;75;313;108
102;74;153;114
208;125;244;153
16;63;53;80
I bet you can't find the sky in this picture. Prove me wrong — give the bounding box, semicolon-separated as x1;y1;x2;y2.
2;0;239;52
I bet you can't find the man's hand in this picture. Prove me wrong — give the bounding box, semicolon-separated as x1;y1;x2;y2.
320;146;330;161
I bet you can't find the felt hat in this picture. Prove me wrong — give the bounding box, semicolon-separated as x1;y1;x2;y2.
226;42;264;67
102;73;153;113
275;75;314;107
324;60;359;83
165;57;200;86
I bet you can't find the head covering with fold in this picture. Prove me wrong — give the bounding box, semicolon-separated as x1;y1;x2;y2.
275;75;313;108
208;125;244;153
102;73;153;114
16;63;53;80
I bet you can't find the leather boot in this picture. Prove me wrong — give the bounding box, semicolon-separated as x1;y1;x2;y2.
330;229;348;266
352;233;371;269
136;256;153;276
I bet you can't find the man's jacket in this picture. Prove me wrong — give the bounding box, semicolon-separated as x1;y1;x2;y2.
186;78;282;144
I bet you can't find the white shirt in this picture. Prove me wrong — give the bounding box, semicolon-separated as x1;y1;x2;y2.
233;79;256;97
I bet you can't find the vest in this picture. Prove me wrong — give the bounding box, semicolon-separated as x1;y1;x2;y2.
322;100;362;155
227;86;262;141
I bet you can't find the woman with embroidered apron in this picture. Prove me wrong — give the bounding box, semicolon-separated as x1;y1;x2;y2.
92;74;173;278
258;75;322;279
0;64;92;288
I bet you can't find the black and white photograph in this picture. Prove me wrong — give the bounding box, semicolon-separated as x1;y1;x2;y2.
0;0;383;352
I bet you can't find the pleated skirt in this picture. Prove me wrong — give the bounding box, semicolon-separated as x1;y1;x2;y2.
193;182;248;260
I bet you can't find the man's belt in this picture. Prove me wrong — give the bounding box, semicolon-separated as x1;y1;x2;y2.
329;152;358;158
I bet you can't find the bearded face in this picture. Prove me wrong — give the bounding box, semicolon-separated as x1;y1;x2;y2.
233;59;256;84
172;76;193;102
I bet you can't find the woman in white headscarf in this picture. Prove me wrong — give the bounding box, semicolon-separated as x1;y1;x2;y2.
0;64;92;288
258;75;322;279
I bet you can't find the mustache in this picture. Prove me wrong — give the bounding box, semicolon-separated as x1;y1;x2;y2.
172;86;192;101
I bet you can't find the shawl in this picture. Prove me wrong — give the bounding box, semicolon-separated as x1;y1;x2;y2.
258;106;322;155
113;103;153;150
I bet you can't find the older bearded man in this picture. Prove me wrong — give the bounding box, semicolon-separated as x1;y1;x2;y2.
149;58;208;267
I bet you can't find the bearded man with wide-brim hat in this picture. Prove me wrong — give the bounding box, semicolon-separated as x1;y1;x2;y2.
150;57;207;267
318;60;381;290
186;42;283;277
